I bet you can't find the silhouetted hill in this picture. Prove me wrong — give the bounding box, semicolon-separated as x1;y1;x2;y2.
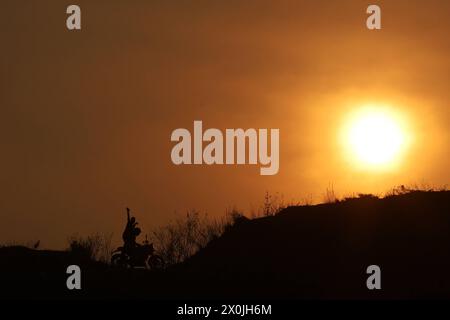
173;190;450;299
1;190;450;299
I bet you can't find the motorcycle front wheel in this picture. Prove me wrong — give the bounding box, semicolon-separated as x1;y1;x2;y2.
111;252;131;268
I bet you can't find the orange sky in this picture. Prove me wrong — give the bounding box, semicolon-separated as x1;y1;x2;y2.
1;0;449;248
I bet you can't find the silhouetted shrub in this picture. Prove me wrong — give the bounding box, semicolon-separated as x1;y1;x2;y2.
250;192;287;218
150;210;232;266
323;184;338;203
385;184;448;197
67;233;113;263
263;191;282;216
357;193;379;199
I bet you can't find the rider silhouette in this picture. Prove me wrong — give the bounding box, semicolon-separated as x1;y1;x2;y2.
113;208;161;268
122;208;141;254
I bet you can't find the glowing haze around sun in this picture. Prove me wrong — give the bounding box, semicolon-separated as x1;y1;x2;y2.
342;105;410;170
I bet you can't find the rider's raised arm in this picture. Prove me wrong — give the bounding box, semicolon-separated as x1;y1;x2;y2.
127;207;131;222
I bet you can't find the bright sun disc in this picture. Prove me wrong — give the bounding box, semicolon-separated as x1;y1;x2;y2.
344;107;407;168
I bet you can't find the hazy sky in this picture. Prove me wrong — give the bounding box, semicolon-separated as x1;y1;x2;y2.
1;0;449;248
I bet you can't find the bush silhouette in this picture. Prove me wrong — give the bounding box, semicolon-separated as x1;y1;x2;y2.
67;233;113;263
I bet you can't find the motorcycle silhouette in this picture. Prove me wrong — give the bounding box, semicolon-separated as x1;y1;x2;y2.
111;238;164;270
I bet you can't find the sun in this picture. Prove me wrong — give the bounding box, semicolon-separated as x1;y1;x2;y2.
342;106;408;169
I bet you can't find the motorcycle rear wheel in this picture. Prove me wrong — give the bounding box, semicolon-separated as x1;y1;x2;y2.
147;254;164;270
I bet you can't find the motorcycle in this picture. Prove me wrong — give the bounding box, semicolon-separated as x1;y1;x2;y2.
111;241;164;270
